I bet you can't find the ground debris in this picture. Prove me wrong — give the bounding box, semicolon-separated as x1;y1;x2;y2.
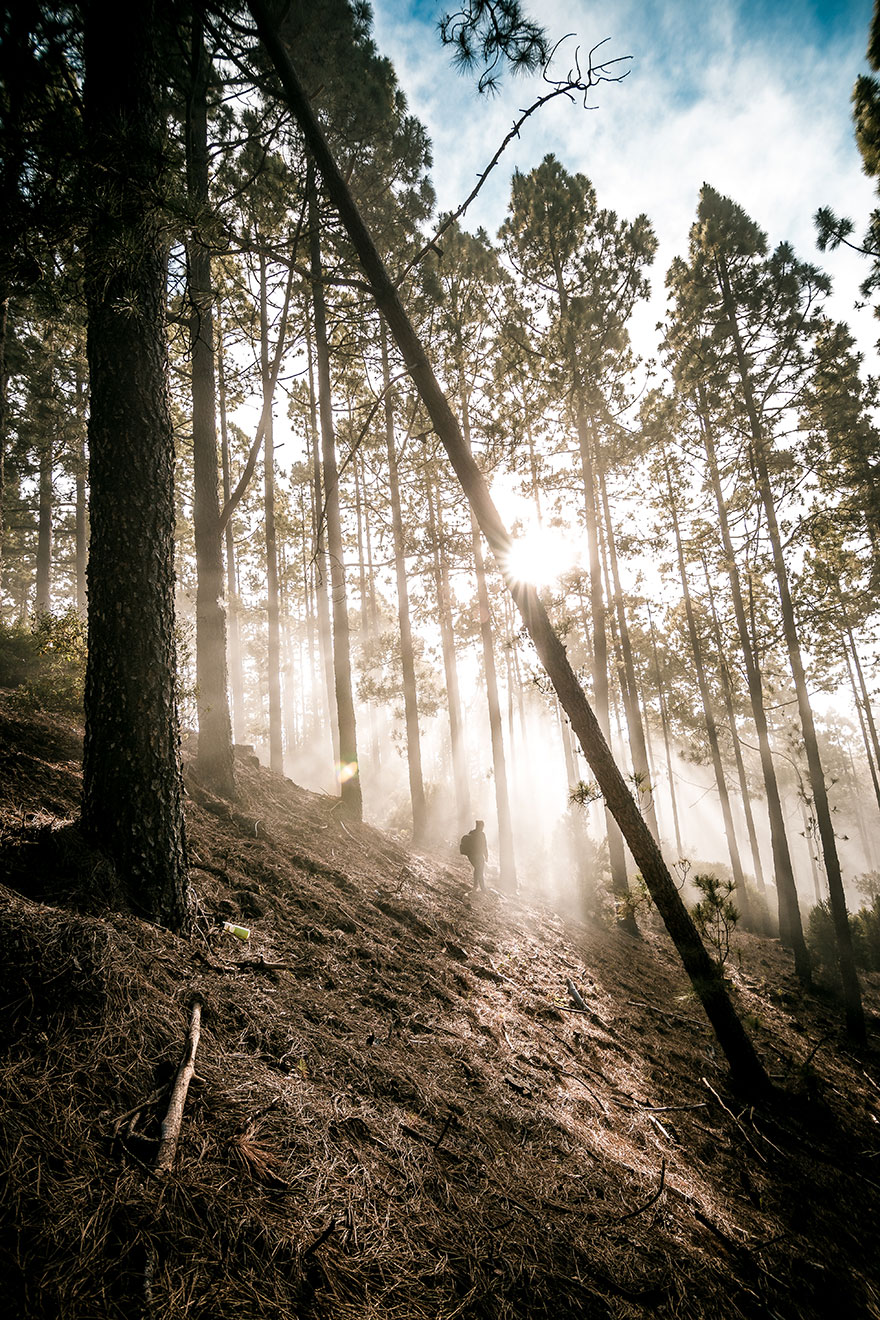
2;693;880;1319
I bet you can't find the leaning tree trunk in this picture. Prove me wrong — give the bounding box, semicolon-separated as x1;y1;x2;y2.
381;322;428;843
81;0;188;930
698;393;809;979
309;171;362;819
187;20;235;797
714;251;863;1043
252;5;769;1093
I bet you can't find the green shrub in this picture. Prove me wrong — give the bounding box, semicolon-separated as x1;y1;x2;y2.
806;898;880;982
852;895;880;972
806;902;839;980
691;872;739;968
2;609;86;715
0;622;39;688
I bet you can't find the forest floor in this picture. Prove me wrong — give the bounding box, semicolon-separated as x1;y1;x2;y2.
2;691;880;1319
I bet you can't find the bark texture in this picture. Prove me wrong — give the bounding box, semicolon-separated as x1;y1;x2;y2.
81;0;189;930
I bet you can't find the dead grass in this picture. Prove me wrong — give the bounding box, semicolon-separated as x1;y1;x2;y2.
2;692;880;1318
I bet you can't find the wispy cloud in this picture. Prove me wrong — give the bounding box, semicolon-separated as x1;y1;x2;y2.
372;0;878;356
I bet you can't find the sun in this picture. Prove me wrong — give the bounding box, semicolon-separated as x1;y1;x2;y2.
501;524;580;589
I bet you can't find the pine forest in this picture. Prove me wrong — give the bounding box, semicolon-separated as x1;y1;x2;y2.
3;2;880;1317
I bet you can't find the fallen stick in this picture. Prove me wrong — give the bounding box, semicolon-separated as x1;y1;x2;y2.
155;998;203;1174
607;1159;666;1223
145;997;204;1315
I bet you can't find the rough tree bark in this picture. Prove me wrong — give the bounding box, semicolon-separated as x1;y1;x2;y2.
81;0;188;930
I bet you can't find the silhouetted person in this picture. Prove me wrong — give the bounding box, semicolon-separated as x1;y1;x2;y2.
461;819;489;891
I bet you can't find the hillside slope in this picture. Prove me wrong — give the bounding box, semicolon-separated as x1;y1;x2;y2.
2;692;880;1319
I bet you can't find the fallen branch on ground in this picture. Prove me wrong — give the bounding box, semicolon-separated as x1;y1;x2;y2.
607;1159;666;1223
156;998;203;1173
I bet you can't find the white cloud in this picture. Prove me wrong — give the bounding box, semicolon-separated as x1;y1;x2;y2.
372;0;879;358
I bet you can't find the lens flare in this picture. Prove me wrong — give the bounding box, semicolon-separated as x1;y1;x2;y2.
337;760;359;785
501;525;580;588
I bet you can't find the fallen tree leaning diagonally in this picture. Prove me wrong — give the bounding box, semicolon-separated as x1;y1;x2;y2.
246;0;769;1096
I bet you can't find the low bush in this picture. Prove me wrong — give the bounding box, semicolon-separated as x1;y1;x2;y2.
807;896;880;982
0;609;86;715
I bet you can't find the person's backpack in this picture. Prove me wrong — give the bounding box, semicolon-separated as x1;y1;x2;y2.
459;832;471;857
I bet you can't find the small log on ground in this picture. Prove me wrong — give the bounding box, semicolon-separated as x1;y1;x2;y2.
155;997;203;1174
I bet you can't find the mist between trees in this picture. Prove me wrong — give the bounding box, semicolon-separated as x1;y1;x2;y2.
2;0;879;1067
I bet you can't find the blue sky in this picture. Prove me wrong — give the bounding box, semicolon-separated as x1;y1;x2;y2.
370;0;879;358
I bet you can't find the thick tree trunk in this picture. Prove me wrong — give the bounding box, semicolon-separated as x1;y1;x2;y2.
381;324;427;843
426;472;471;831
258;254;284;774
663;452;750;923
698;394;809;978
715;253;862;1041
187;23;234;798
82;0;188;930
253;10;768;1092
309;174;362;818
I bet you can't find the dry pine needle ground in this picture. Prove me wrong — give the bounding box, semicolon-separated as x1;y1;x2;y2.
1;692;880;1319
